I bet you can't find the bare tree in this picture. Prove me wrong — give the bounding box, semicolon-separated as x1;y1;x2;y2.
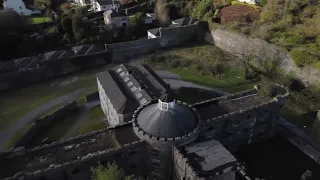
155;0;170;26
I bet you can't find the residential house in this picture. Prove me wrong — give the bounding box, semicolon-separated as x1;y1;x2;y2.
238;0;256;4
104;10;156;29
3;0;40;16
104;9;130;28
170;17;197;27
91;0;120;12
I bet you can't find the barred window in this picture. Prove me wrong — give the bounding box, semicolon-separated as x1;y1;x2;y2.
124;77;129;82
120;72;125;77
127;82;133;87
116;68;122;73
140;98;147;105
136;93;142;98
131;86;137;92
158;99;169;110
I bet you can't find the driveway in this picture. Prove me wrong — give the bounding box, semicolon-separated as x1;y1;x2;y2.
0;88;90;150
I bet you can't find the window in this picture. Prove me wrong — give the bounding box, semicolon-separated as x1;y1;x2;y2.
117;68;122;73
127;82;133;87
124;77;129;82
140;98;147;105
136;93;142;98
120;72;125;77
131;86;137;92
158;99;169;110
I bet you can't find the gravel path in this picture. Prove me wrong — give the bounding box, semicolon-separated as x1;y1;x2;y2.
0;88;90;150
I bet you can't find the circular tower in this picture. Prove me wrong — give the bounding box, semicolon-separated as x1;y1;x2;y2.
132;94;201;180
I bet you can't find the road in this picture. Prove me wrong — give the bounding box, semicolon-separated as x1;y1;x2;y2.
0;88;90;150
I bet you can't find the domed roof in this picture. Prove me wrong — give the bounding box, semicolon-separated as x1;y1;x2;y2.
135;100;198;138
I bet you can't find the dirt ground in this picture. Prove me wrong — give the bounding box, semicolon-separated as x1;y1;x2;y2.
220;5;260;24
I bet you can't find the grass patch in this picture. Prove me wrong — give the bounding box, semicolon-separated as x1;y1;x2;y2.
37;103;66;119
5;123;34;150
30;17;53;24
76;106;106;135
41;110;80;141
170;68;256;93
0;72;97;131
77;121;105;135
89;106;105;121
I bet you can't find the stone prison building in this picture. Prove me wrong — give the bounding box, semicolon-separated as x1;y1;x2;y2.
0;64;290;180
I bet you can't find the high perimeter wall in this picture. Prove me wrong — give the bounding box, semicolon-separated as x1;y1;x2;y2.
206;29;320;86
0;24;202;91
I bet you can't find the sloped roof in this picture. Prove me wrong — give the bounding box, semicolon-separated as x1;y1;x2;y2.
43;50;74;61
97;70;139;114
136;102;198;138
147;27;161;36
172;17;197;26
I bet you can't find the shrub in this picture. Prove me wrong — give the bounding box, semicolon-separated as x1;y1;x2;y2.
130;12;144;25
91;163;134;180
192;0;212;19
290;48;318;67
259;83;279;97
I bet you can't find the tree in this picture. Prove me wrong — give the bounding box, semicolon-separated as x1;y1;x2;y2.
130;12;144;25
0;10;31;60
34;0;52;8
91;163;135;180
155;0;170;26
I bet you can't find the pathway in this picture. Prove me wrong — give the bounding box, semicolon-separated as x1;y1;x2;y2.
0;88;90;150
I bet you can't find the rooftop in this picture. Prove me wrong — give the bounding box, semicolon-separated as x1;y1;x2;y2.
171;17;197;26
136;101;199;138
178;139;237;179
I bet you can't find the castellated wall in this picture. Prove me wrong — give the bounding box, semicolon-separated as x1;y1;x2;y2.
2;140;147;180
206;29;320;86
13;101;78;148
200;94;289;152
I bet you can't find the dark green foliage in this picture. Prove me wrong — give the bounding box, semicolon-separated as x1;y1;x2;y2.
130;12;144;25
259;83;279;97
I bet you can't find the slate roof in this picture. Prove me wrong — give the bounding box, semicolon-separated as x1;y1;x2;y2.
97;70;139;114
172;17;197;26
43;50;74;61
147;28;161;36
72;44;105;56
136;102;198;138
178;139;237;179
97;0;120;5
97;64;176;114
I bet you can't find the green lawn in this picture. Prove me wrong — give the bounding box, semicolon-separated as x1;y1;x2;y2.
5;123;34;149
41;110;80;141
76;106;106;135
169;68;257;93
0;72;98;131
30;17;53;24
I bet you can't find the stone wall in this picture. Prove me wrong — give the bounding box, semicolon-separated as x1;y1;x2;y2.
14;101;78;148
200;93;289;152
0;52;109;91
2;140;147;180
206;29;320;86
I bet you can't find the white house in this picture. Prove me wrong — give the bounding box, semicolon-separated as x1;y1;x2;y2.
91;0;120;12
3;0;40;16
238;0;256;5
73;0;91;6
104;10;156;29
104;10;130;28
